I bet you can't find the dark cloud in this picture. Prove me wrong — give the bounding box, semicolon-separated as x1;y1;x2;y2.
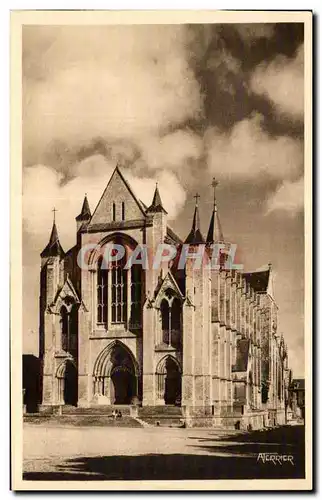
186;23;304;136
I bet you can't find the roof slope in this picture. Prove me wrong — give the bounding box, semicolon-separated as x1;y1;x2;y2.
243;269;270;293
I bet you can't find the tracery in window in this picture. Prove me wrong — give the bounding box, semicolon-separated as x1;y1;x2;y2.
111;253;127;324
160;289;182;348
96;239;144;329
97;256;108;324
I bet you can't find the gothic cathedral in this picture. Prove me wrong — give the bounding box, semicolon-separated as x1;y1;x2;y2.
39;166;289;428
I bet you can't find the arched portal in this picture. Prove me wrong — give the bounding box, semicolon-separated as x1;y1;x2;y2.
93;341;139;405
56;359;78;406
156;356;182;405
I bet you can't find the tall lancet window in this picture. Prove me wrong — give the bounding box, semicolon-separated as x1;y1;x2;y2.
97;256;108;324
160;290;182;348
61;306;69;351
111;252;127;323
161;299;170;345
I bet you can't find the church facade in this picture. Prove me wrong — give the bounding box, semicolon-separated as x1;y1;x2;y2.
39;166;289;428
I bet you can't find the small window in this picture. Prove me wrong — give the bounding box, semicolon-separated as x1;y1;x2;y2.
121;202;125;221
112;202;116;221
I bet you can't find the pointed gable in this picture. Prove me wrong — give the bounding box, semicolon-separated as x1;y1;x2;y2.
89;165;146;227
53;275;80;305
49;275;88;313
153;270;184;306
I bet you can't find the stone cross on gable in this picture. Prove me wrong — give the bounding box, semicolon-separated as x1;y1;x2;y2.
52;207;57;223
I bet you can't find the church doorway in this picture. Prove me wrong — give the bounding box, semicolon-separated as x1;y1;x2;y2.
56;359;78;406
164;357;181;405
64;361;78;406
93;341;139;405
109;345;137;404
63;360;78;406
156;356;182;405
111;366;135;404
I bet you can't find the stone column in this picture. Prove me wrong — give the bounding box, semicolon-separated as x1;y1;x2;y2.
182;300;195;406
142;304;156;406
42;311;56;405
211;324;221;408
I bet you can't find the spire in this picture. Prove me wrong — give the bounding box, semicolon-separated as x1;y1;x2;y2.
41;209;64;258
184;193;205;244
76;194;91;221
206;178;224;244
146;182;167;214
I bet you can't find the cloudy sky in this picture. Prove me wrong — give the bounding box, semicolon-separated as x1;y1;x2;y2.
22;22;305;376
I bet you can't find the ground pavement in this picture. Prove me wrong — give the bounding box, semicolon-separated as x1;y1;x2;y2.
23;423;305;481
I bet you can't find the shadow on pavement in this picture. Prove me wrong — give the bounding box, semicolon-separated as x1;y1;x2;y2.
23;425;305;481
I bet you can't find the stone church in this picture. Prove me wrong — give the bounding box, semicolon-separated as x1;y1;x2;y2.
39;165;290;428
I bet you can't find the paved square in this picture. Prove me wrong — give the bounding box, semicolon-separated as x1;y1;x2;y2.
23;423;305;481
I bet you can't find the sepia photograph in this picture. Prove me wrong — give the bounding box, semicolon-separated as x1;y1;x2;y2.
11;10;312;491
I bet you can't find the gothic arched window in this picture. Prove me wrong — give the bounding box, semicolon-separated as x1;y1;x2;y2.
160;290;182;348
61;306;69;352
97;256;108;325
161;299;170;344
96;239;144;329
111;252;127;324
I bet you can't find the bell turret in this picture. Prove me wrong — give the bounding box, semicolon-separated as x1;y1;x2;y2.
40;209;64;258
76;194;91;232
184;193;205;245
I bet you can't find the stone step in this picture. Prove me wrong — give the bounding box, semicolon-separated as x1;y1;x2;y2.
139;406;182;417
24;414;142;427
61;405;131;416
138;405;183;427
140;417;185;427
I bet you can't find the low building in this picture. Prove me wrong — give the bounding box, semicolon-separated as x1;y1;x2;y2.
290;378;305;419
